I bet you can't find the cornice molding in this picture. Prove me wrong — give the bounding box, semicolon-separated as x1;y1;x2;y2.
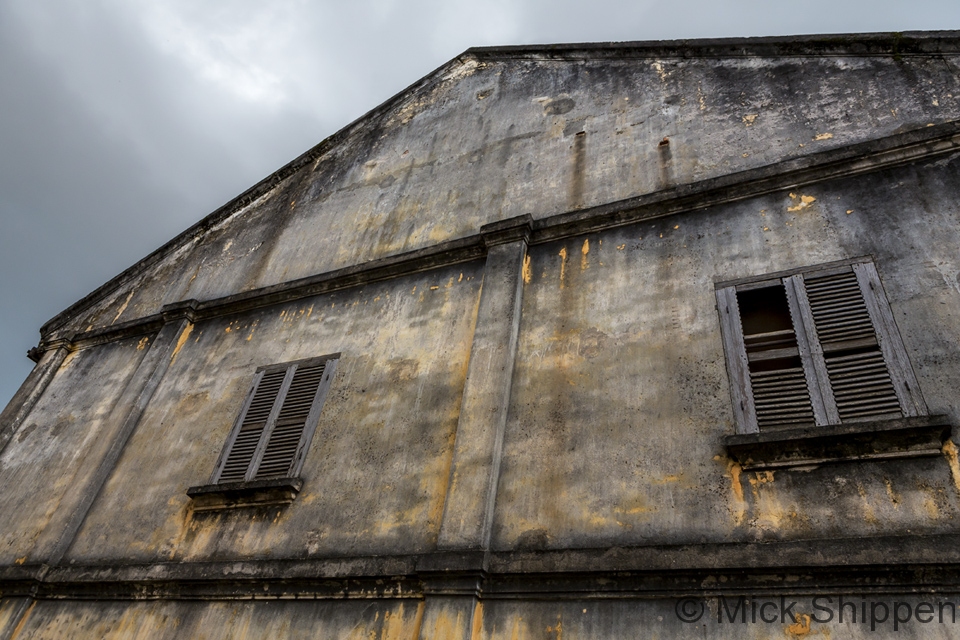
3;533;960;600
32;121;960;356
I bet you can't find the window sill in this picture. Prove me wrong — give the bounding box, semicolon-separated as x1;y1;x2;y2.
724;415;952;471
186;477;302;511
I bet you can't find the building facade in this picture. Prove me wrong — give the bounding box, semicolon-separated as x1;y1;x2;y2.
3;32;960;638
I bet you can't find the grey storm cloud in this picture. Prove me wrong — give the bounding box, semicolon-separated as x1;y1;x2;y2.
2;0;960;406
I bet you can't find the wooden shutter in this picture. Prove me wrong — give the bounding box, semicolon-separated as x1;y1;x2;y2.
852;262;928;417
800;267;903;422
738;283;816;430
212;355;339;484
216;368;289;483
717;286;758;433
254;362;327;479
718;259;926;433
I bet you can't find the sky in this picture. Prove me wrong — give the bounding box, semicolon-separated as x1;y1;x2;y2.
2;0;960;408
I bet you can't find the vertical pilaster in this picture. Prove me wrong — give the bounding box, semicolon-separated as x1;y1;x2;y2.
41;301;198;565
416;560;485;640
437;215;531;551
0;339;72;456
0;597;35;640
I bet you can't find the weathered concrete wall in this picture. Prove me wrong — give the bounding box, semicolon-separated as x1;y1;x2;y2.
62;262;482;564
493;153;960;550
18;152;960;569
52;48;960;337
8;594;960;638
0;336;151;564
3;598;423;639
474;596;960;638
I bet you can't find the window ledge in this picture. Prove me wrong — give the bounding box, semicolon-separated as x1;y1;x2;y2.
724;415;952;471
186;477;303;511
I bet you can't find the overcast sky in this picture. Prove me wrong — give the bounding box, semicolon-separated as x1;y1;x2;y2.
2;0;960;408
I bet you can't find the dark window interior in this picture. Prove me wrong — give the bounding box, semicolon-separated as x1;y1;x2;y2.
737;285;793;336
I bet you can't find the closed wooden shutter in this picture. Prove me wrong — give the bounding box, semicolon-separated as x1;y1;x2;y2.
218;368;288;482
802;269;902;421
212;355;338;484
255;362;326;479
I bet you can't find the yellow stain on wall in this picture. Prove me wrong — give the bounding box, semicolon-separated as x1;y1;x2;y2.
855;482;879;525
111;289;137;324
136;336;150;351
580;239;589;271
884;478;902;508
558;247;568;288
787;613;813;637
717;456;746;526
8;600;36;639
169;323;194;364
472;601;484;640
545;615;563;640
522;254;532;284
813;132;834;141
942;440;960;494
787;193;817;212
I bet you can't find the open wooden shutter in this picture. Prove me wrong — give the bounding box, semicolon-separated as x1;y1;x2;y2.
718;259;926;433
737;283;816;430
800;267;903;422
216;368;289;483
254;362;327;479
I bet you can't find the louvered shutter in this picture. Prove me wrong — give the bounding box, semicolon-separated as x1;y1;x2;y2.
718;259;926;434
800;268;903;422
216;368;289;482
728;283;817;430
212;355;339;484
254;362;326;479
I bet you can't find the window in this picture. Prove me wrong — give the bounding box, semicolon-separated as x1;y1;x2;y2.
716;259;926;434
188;354;338;509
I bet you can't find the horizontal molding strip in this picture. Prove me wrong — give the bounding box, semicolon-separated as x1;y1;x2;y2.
39;120;960;355
4;533;960;600
468;31;960;61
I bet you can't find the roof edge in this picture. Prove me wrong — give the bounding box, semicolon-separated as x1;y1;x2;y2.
38;29;960;337
39;51;482;338
467;30;960;60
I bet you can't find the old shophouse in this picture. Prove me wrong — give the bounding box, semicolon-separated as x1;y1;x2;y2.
3;32;960;638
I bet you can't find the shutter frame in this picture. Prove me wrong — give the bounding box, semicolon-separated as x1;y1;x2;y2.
716;286;758;434
852;262;928;417
718;258;927;434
